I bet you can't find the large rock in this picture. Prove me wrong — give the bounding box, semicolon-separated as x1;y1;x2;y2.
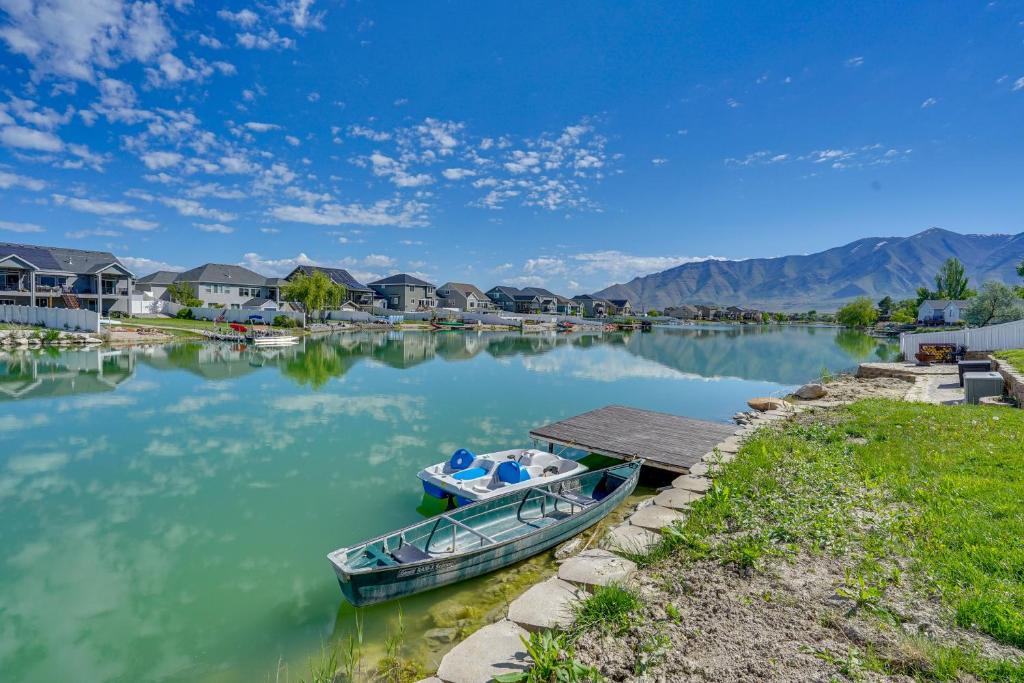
653;488;704;510
558;549;636;588
602;523;661;553
747;397;786;412
436;619;530;683
670;475;712;493
507;577;583;631
628;504;686;532
794;382;827;399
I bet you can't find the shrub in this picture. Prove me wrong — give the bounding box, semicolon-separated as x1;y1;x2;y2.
42;328;61;343
273;315;297;328
175;307;194;320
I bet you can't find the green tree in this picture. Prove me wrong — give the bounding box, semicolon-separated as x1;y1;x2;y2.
877;296;894;316
281;270;346;321
1016;260;1024;298
933;257;975;300
835;297;879;328
962;281;1024;327
166;281;202;307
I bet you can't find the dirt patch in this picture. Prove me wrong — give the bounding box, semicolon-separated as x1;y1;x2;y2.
794;375;912;405
105;326;176;345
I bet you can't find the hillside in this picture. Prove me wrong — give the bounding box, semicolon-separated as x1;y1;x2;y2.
593;227;1024;311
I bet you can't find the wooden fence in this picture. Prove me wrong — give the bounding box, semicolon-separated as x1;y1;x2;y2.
900;319;1024;357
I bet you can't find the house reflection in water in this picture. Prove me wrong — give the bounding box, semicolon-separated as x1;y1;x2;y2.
0;348;135;401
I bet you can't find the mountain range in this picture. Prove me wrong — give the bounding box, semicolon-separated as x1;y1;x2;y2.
593;228;1024;311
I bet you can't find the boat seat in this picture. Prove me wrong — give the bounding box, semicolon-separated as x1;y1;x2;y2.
559;491;598;507
453;467;488;481
391;544;432;564
363;546;397;567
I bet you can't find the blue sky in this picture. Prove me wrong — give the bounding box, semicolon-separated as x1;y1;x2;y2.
0;1;1022;293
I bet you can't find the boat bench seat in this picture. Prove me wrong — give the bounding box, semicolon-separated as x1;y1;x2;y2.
559;491;598;507
391;544;432;564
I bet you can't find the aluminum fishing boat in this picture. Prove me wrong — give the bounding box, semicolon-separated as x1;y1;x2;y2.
328;460;641;606
418;448;587;505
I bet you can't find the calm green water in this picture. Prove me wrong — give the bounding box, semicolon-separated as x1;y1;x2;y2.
0;326;896;682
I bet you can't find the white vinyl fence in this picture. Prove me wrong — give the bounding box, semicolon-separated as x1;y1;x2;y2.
130;294;167;316
163;301;305;326
0;304;100;333
900;318;1024;357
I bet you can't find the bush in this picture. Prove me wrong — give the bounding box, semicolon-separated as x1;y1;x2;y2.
273;315;297;328
836;297;878;327
175;307;194;320
42;328;61;343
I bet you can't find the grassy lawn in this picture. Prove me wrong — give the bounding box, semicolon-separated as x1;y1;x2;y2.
995;349;1024;374
633;399;1024;680
128;316;300;332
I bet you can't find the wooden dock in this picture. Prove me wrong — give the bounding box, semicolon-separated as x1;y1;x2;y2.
529;405;737;473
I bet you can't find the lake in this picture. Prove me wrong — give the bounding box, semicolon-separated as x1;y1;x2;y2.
0;325;897;682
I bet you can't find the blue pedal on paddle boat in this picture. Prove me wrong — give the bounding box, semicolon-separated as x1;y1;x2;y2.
418;447;587;505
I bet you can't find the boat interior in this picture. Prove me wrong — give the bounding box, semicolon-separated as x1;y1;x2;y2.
338;463;638;572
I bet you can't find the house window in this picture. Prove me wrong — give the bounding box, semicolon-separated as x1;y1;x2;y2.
391;296;399;306
231;304;240;309
0;298;14;305
239;287;249;297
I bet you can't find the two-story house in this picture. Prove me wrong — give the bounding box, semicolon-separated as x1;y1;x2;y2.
0;241;134;314
485;286;523;312
172;263;283;309
608;298;633;316
572;294;612;318
436;282;495;312
284;266;376;310
369;274;437;311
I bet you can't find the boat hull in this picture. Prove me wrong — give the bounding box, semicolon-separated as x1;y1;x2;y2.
331;463;639;606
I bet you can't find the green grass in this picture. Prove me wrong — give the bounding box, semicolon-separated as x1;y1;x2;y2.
635;399;1024;680
130;317;300;332
571;583;641;637
994;349;1024;374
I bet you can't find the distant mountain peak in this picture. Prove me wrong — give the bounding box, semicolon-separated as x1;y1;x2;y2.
592;228;1023;312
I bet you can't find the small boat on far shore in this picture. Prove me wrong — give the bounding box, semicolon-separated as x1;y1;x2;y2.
328;460;641;606
431;319;466;331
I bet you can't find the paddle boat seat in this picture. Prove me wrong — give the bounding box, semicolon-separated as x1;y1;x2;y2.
453;467;488;481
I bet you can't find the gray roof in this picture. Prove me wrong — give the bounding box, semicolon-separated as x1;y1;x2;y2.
488;285;524;298
137;270;180;285
176;263;268;286
438;281;490;301
920;299;970;309
242;297;276;308
522;287;558;300
0;241;133;276
288;265;371;291
369;273;435;287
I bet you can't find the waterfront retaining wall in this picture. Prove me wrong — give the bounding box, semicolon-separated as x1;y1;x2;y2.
992;357;1024;406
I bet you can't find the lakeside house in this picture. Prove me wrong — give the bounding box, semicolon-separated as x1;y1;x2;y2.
917;299;970;325
135;270;179;302
571;294;611;317
608;298;634;316
0;241;134;314
285;265;376;310
436;282;496;312
665;304;699;320
369;273;437;311
485;285;583;315
173;263;286;310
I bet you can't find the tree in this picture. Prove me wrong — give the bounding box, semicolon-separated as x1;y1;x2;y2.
933;257;975;300
962;281;1024;327
281;270;346;321
835;297;879;328
166;281;201;307
877;296;894;316
1016;259;1024;298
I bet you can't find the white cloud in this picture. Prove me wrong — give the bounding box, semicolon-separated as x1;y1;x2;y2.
442;167;476;180
651;158;668;165
920;97;938;109
120;218;158;231
119;255;184;273
159;197;236;222
277;0;325;31
845;56;864;68
244;121;280;132
362;253;396;268
194;222;234;234
348;124;391;141
140;151;183;169
0;0;174;81
0;220;45;233
238;251;315;276
236;29;295;50
0;170;46;190
52;193;134;215
217;8;260;27
270;198;428;227
0;125;63;151
1013;76;1024;92
285;135;300;146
